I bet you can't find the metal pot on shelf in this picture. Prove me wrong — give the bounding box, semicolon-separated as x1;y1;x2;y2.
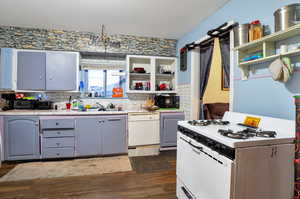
274;3;300;32
233;23;249;47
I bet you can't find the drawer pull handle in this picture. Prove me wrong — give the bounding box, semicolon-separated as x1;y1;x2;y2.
56;153;60;156
56;143;60;146
57;132;61;134
108;119;121;121
56;122;59;126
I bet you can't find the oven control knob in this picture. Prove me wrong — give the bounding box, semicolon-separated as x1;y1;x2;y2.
214;143;221;151
206;140;214;147
220;145;227;152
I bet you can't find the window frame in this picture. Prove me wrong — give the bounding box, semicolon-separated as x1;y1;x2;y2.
83;69;126;98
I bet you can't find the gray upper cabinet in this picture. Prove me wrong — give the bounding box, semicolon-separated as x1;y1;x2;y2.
17;51;46;90
4;116;40;160
16;50;78;91
46;52;78;91
75;117;103;156
102;115;127;155
160;112;185;147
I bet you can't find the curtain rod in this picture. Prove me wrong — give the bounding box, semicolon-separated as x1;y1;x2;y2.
182;22;238;51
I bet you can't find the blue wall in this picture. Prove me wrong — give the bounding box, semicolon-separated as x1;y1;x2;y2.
177;0;300;120
177;51;192;84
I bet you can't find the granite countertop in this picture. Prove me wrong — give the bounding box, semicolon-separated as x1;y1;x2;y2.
0;109;183;116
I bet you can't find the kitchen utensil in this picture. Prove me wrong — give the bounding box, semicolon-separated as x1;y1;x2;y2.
274;3;300;32
234;23;250;46
133;67;146;73
159;83;167;90
269;57;291;83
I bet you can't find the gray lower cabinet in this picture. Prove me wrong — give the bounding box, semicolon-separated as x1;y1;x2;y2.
76;115;127;157
4;116;40;160
41;118;76;159
102;116;127;155
75;117;103;156
17;51;46;90
160;112;185;147
46;52;78;91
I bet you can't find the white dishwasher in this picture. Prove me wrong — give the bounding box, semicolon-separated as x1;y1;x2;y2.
128;112;160;147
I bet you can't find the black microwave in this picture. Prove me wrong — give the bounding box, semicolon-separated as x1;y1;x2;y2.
154;95;180;109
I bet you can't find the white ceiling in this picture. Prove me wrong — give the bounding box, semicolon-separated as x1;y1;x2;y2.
0;0;229;39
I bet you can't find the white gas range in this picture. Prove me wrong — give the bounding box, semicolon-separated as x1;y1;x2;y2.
176;111;295;199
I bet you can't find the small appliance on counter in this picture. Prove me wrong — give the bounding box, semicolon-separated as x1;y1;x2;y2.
0;94;15;111
154;95;179;109
14;99;36;109
35;100;53;110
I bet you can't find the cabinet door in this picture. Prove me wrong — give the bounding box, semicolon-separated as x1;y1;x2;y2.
0;48;14;90
75;117;102;156
46;52;78;91
4;116;40;160
102;116;127;155
160;113;185;147
17;51;46;90
235;144;294;199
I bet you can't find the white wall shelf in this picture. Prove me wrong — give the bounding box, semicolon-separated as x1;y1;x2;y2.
234;23;300;51
234;23;300;80
126;55;177;94
239;49;300;67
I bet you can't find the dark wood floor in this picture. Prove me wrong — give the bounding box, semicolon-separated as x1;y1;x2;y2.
0;151;177;199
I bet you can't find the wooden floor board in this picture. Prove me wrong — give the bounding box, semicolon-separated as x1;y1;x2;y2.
0;151;177;199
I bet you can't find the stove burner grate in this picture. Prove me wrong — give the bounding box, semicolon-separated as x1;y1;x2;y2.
188;119;230;126
218;128;277;139
218;129;249;139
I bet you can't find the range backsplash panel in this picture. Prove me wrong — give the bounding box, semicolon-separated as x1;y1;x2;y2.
0;26;177;57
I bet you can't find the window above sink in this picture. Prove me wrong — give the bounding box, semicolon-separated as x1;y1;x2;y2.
79;53;127;98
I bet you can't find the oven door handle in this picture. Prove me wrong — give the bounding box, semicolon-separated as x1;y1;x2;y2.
180;137;203;151
181;186;194;199
188;140;203;151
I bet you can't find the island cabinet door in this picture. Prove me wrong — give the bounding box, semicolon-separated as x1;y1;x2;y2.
75;117;102;157
234;144;294;199
17;51;46;90
160;113;185;147
4;116;40;160
46;52;78;91
102;115;127;155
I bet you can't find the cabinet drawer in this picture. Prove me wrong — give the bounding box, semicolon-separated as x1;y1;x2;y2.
43;130;75;138
42;147;74;159
41;119;75;129
43;137;75;148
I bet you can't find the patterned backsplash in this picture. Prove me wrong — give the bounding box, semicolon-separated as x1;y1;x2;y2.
0;26;177;57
